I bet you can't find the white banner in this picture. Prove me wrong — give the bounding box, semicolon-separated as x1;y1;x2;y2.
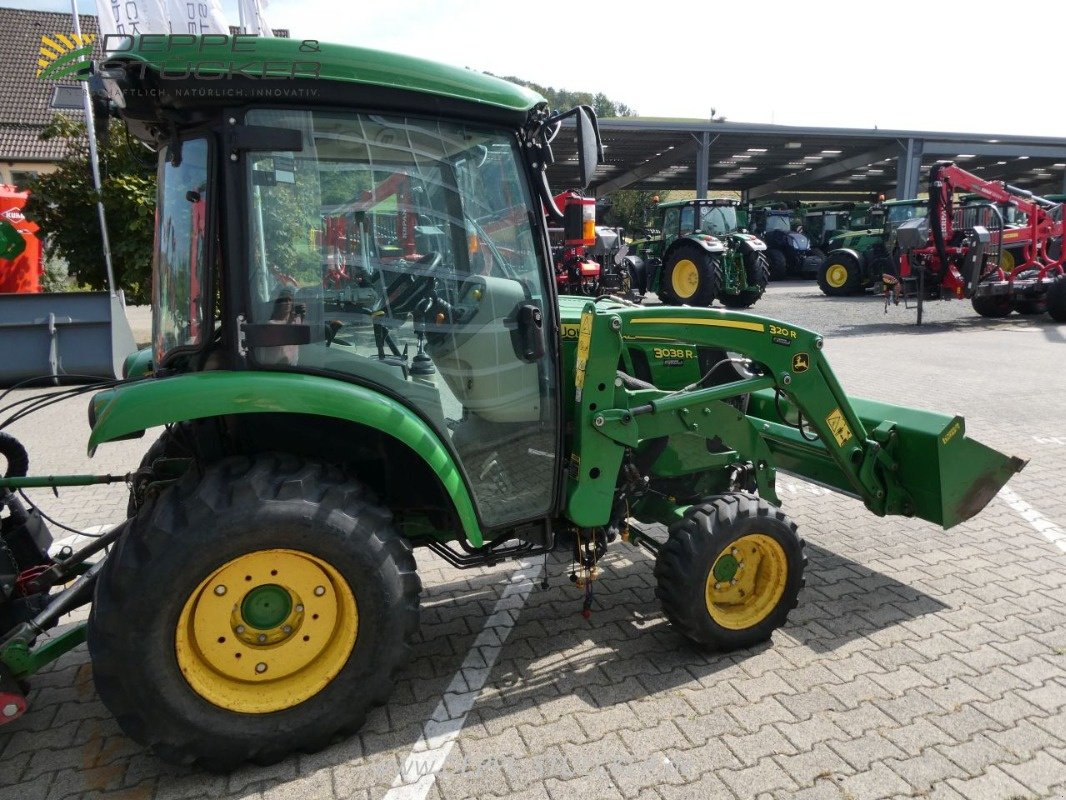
97;0;171;36
168;0;230;36
238;0;273;36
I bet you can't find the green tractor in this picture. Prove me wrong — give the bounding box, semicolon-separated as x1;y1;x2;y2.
818;199;925;295
628;198;770;308
0;37;1024;771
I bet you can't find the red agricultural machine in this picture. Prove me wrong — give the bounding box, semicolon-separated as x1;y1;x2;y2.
888;161;1066;324
549;191;644;300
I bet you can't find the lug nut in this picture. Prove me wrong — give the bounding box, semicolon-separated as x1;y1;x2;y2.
235;625;246;634
255;663;267;674
214;585;227;596
314;586;326;597
295;604;304;613
282;625;292;634
2;703;18;718
257;634;267;643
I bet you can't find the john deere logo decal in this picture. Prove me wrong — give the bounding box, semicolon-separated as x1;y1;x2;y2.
36;34;95;81
791;352;810;373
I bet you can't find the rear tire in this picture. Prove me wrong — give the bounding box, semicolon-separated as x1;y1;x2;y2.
766;249;788;281
661;242;718;306
818;252;862;296
718;253;769;309
1047;274;1066;322
90;454;420;771
654;493;805;650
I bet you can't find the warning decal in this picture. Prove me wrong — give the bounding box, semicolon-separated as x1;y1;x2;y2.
825;407;853;447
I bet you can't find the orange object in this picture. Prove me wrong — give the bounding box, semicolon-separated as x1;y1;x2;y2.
0;186;42;294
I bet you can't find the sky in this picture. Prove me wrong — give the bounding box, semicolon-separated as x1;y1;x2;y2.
13;0;1066;138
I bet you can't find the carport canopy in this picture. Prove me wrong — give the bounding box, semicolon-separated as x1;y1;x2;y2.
546;118;1066;201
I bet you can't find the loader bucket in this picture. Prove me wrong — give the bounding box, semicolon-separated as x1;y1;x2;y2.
749;392;1026;529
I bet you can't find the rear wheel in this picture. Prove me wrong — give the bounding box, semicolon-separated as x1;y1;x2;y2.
818;252;862;296
718;253;770;309
661;243;718;306
766;249;788;281
1047;274;1066;322
89;454;420;770
654;493;805;650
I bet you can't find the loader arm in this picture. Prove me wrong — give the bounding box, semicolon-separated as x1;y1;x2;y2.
564;302;1024;530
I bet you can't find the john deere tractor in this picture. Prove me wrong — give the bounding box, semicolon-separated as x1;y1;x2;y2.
818;199;924;295
0;37;1023;771
629;198;770;308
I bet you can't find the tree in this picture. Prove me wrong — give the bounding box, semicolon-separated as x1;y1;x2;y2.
26;114;156;303
602;190;660;236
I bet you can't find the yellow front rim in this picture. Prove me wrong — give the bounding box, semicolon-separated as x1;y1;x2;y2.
704;534;788;630
175;549;358;713
999;250;1016;271
825;263;849;288
671;259;701;299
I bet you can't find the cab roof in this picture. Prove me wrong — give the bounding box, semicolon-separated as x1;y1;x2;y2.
656;198;739;209
106;36;545;114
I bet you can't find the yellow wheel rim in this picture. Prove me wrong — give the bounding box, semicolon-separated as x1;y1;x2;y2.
704;534;788;630
175;549;358;713
825;263;849;288
999;250;1016;271
671;259;701;299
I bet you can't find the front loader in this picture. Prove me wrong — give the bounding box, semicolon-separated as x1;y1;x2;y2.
0;37;1024;770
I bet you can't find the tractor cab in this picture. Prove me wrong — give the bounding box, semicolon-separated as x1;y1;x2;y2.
103;38;602;534
751;207;825;280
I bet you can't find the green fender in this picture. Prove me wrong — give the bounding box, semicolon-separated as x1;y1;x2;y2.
89;371;484;546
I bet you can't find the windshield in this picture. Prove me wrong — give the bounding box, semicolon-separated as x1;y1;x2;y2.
242;108;556;527
153;137;209;365
887;203;925;227
699;204;737;235
764;214;791;233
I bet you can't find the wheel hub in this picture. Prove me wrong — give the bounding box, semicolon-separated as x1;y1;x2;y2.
826;264;848;288
176;548;358;713
705;534;788;630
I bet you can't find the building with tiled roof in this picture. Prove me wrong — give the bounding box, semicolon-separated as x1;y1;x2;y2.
0;8;102;185
0;7;287;188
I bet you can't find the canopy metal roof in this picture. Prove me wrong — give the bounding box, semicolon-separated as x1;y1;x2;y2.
547;118;1066;201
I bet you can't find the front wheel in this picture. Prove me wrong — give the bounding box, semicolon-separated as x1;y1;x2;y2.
818;252;862;296
718;253;770;309
971;292;1012;318
654;493;805;650
661;243;718;306
89;454;421;770
766;249;788;281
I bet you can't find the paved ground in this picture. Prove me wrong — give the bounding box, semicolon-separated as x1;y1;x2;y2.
2;283;1066;800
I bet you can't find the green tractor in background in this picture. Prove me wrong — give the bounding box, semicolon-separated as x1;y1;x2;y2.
0;37;1023;772
818;198;925;295
628;198;769;308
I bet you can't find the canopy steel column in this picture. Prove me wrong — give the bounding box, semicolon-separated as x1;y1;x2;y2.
896;138;924;200
695;132;710;199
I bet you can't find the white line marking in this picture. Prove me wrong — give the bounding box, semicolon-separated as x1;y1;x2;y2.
1000;486;1066;553
384;559;543;799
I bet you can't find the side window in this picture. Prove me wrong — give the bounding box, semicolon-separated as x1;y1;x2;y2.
152;138;209;365
679;205;695;235
662;207;680;247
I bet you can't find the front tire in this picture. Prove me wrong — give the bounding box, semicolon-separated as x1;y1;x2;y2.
654;493;805;650
971;292;1012;318
661;243;718;306
766;249;788;281
718;253;770;309
89;454;421;770
818;252;862;296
